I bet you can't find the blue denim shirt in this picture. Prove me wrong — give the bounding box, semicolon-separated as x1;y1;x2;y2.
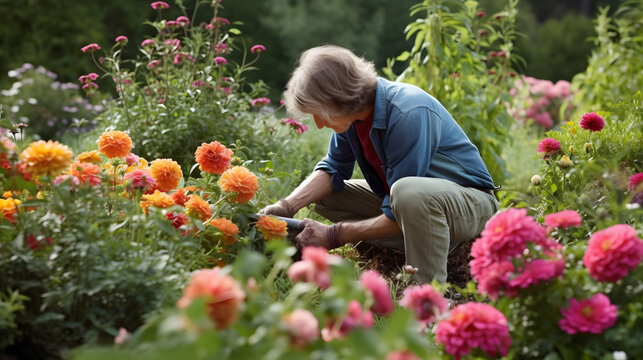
314;78;495;221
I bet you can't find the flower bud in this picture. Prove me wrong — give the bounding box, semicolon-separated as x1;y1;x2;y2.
530;175;542;186
559;155;572;169
583;142;593;153
568;145;574;154
402;265;418;274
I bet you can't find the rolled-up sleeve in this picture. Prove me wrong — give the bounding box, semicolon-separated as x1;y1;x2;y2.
313;131;356;193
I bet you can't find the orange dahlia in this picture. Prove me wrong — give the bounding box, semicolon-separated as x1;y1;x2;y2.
76;150;103;164
195;141;233;175
19;140;73;177
256;215;288;241
150;158;183;192
185;195;212;221
69;161;102;186
208;217;239;245
218;166;258;203
140;190;176;214
0;198;21;224
98;131;132;158
171;187;192;206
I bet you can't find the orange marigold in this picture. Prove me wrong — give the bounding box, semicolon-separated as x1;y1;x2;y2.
185;195;212;221
208;217;239;245
98;131;132;158
76;150;103;164
0;198;21;224
256;215;288;241
171;187;192;206
150;158;183;192
69;161;102;186
140;190;176;214
19;140;73;177
195;141;233;175
218;166;258;203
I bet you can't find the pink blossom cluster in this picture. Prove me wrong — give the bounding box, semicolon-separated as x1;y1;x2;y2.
124;169;157;191
469;208;565;298
287;246;340;289
282;118;308;134
508;75;573;129
583;224;643;282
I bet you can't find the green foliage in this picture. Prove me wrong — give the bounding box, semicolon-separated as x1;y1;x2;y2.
384;0;521;184
0;289;29;349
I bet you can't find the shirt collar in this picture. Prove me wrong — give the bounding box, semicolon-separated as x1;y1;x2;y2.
373;77;389;130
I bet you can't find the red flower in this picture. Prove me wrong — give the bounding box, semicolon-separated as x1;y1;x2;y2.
579;112;605;132
559;293;617;334
583;224;643;282
537;137;561;153
166;212;190;229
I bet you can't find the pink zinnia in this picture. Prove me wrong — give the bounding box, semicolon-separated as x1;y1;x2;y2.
287;246;340;289
559;293;618;334
141;39;155;47
359;270;394;316
115;35;128;44
282;118;308;134
124;169;157;190
251;44;266;53
213;56;227;65
386;350;420;360
583;224;643;282
579;112;605;132
544;210;582;228
151;1;170;10
399;284;448;324
282;309;319;346
176;16;190;25
537;137;561;153
321;300;373;341
81;43;101;53
251;97;271;106
474;260;514;299
629;172;643;192
147;60;161;69
435;302;512;360
508;258;565;290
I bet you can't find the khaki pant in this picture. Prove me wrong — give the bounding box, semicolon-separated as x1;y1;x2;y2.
315;177;499;283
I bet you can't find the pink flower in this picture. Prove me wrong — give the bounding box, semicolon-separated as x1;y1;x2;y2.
579;112;605;132
321;300;373;341
251;44;266;53
629;172;643;192
559;293;618;334
251;97;271;106
508;258;565;290
359;270;394;316
533;112;553;129
141;39;155;47
583;224;643;282
192;80;205;88
476;11;486;18
176;16;190;25
81;43;101;53
544;210;582;228
537;137;561;153
386;350;420;360
158;98;166;104
147;60;161;69
282;309;319;346
214;56;227;65
78;73;99;84
165;20;179;28
435;302;511;360
399;284;448;324
282;118;308;134
114;327;130;344
52;175;81;186
288;246;340;289
165;38;181;48
204;23;215;30
124;169;157;190
125;153;141;166
115;35;128;44
215;43;228;54
474;260;515;299
216;17;230;25
82;82;98;90
151;1;170;10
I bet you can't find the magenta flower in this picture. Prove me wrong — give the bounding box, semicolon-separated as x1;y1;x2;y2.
165;20;179;28
583;224;643;282
474;260;514;299
216;17;230;25
150;1;170;10
282;309;319;346
215;43;228;54
559;293;618;334
192;80;205;88
82;82;98;90
164;38;181;48
251;97;271;106
141;39;155;47
115;35;128;44
359;270;393;316
579;112;605;132
282;118;308;134
78;73;99;84
435;302;511;360
251;44;266;53
147;60;161;69
81;43;101;53
204;23;215;30
629;172;643;192
544;210;582;228
537;137;561;154
508;258;565;290
124;169;157;190
321;300;373;341
399;284;448;324
176;16;190;25
213;56;227;65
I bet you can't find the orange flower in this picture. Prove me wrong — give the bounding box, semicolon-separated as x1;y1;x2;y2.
69;161;102;186
195;141;233;175
218;166;258;203
76;150;102;164
19;140;73;177
140;190;176;214
171;187;192;206
177;268;245;329
185;195;212;221
256;215;288;241
98;131;132;158
3;191;13;199
208;218;239;245
150;158;183;192
0;198;21;224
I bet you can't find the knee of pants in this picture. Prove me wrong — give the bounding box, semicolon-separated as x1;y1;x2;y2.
390;177;435;214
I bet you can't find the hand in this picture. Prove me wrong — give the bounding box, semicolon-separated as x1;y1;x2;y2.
258;199;295;218
295;219;332;248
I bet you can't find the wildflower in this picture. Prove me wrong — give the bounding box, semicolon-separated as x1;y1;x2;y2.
282;118;308;134
544;210;582;228
537;137;561;154
583;224;643;282
150;1;170;10
115;35;128;44
321;300;374;341
0;198;21;224
195;141;233;175
250;44;266;53
218;166;258;203
76;150;102;164
124;169;156;191
629;173;643;192
399;284;448;324
81;43;101;53
435;302;511;360
147;60;161;69
207;218;239;244
251;97;271;107
530;174;542;186
70;161;102;186
185;195;212;222
213;56;227;65
256;215;288;241
386;350;420;360
19;140;73;177
140;190;176;214
177;268;245;329
579;112;605;132
559;293;618;334
150;158;182;192
282;309;319;346
98;131;132;158
52;174;81;187
166;211;190;229
141;39;155;47
559;155;572;169
360;270;394;316
175;16;190;25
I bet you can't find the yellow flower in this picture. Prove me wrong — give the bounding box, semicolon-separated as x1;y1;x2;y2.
185;195;212;222
0;198;21;224
76;150;103;164
98;131;132;158
19;140;73;177
150;159;183;192
140;190;176;214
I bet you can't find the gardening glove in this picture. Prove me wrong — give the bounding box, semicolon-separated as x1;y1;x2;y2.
259;199;296;218
295;220;342;249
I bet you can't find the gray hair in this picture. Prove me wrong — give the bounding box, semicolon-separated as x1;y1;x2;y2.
283;45;378;120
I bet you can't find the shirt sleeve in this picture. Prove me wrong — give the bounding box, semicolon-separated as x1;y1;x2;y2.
313;131;356;193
